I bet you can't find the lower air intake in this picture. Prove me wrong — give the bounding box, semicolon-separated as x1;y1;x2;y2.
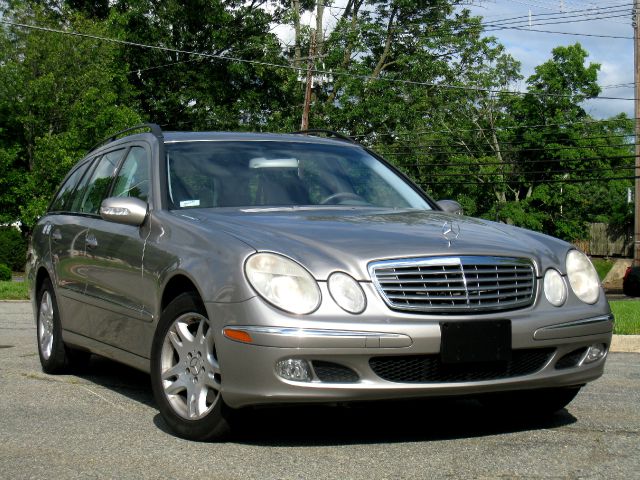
369;348;555;383
312;361;359;383
555;347;588;370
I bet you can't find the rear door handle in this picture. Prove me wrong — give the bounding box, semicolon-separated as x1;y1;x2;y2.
85;234;98;249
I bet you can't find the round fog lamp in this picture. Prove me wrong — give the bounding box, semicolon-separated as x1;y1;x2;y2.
544;268;567;307
584;343;607;364
328;272;366;314
275;359;312;382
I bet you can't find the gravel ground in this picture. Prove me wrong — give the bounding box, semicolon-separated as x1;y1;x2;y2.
1;301;639;479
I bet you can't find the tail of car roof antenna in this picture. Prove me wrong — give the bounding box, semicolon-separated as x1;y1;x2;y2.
87;123;164;154
290;129;358;144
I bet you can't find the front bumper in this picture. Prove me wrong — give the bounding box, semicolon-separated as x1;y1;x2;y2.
208;284;613;409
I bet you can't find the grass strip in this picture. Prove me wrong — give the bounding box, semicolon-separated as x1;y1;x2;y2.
591;258;615;282
0;281;29;300
610;300;640;335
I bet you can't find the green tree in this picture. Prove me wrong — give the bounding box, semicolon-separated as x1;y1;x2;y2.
109;0;297;131
0;3;141;229
490;43;603;239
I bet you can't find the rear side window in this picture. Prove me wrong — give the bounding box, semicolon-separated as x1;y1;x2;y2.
76;149;125;214
49;161;92;212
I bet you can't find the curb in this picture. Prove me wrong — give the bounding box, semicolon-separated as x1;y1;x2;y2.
611;335;640;353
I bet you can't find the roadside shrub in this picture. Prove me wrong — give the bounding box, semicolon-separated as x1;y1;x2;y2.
0;264;11;281
0;227;27;272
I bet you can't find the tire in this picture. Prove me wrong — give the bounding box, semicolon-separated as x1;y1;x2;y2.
150;292;233;441
36;278;90;373
480;386;582;417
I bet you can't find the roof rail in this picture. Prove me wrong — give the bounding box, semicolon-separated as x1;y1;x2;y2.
289;129;357;144
87;123;163;154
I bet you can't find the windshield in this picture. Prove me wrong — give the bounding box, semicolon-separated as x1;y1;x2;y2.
165;141;432;210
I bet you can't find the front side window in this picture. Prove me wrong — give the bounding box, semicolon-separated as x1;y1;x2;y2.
112;146;150;202
49;160;92;212
166;141;432;210
77;149;125;214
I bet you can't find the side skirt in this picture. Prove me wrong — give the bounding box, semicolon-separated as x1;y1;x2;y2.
63;330;151;373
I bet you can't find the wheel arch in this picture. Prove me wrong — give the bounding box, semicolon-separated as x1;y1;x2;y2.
160;273;205;313
35;266;53;296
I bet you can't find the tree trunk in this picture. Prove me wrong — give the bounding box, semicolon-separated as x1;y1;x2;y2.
291;0;302;69
370;8;397;80
315;0;324;57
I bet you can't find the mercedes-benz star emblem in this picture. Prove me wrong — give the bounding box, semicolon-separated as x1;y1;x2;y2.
442;220;460;247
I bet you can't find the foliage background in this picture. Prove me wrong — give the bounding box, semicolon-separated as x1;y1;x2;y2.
0;0;634;271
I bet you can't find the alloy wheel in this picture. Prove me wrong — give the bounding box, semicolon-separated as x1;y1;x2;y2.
159;312;222;420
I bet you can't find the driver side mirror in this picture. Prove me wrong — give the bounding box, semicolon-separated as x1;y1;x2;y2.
100;197;148;226
437;200;463;215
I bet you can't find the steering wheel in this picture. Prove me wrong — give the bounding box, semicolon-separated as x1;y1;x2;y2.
319;192;367;205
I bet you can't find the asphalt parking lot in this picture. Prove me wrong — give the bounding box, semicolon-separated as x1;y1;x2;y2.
1;301;639;479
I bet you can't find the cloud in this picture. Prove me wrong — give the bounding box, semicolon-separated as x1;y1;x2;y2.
466;0;634;118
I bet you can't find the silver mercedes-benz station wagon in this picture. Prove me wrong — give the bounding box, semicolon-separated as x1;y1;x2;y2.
28;124;613;440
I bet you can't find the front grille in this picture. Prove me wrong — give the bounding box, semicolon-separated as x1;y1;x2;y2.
312;361;360;383
369;348;554;383
369;256;536;314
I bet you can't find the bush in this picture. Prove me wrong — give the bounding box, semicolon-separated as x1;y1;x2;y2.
0;264;11;281
0;227;27;272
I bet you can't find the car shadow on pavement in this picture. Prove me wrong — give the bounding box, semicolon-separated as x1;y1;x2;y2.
75;355;155;408
218;399;577;446
78;354;577;446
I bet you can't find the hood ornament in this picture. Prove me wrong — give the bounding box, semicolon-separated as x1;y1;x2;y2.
442;220;460;247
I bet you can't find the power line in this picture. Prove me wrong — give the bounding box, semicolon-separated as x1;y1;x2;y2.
126;58;202;75
482;6;631;28
417;175;638;186
403;5;634;38
601;82;635;88
1;19;635;102
352;118;635;138
383;142;635;157
500;0;631;19
392;154;637;168
482;25;633;39
484;13;632;31
409;165;634;177
370;133;635;149
398;159;631;168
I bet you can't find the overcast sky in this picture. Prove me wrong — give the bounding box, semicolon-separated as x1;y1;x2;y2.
465;0;634;118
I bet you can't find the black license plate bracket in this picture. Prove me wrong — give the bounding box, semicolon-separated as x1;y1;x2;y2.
440;320;512;364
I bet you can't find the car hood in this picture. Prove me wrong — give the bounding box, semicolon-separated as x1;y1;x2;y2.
176;207;570;280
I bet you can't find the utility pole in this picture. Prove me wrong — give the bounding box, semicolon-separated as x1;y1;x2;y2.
300;30;316;131
634;0;640;266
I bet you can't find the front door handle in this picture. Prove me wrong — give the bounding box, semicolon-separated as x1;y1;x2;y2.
85;234;98;249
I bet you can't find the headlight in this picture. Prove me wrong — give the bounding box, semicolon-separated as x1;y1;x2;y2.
566;250;600;304
245;252;321;314
328;272;366;314
543;268;567;307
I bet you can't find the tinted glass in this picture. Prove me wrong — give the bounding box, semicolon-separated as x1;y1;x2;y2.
49;160;92;212
77;149;125;214
166;141;431;210
112;146;149;202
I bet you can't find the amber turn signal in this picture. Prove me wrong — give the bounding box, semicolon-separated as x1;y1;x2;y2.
223;328;253;343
